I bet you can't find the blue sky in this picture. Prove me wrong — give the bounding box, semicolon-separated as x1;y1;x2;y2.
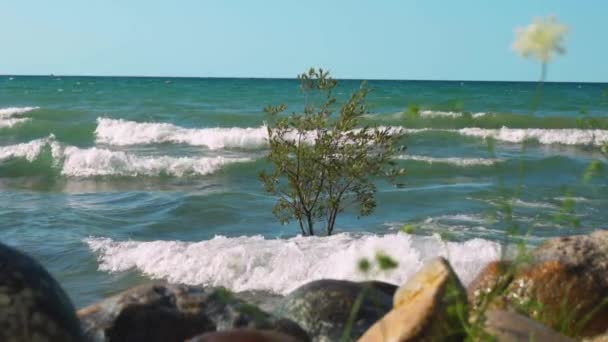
1;0;606;81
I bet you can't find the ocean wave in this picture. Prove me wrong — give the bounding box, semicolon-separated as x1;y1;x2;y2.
84;232;500;294
95;118;413;149
419;110;486;119
458;127;608;146
0;107;38;129
0;137;251;177
0;118;30;129
0;106;40;118
396;154;502;166
95;118;269;149
426;214;489;224
0;136;56;162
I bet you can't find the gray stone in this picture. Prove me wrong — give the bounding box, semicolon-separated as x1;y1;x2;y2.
233;290;284;313
0;243;83;342
275;279;393;342
484;310;575;342
78;283;308;342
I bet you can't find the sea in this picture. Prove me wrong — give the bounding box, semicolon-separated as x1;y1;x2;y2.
0;76;607;308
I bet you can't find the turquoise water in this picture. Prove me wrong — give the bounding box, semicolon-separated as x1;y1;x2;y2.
1;76;607;307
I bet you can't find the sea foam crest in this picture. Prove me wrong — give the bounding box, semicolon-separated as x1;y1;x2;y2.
458;127;608;146
95;118;409;148
396;154;502;166
0;106;39;128
419;110;486;119
0;106;40;118
0;136;57;162
59;148;251;177
95;118;269;149
0;137;251;177
84;232;500;294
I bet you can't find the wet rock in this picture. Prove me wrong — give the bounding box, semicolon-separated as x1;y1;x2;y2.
187;329;302;342
233;290;284;313
276;279;393;342
0;243;83;342
483;310;575;342
359;257;467;342
358;281;398;298
468;230;608;337
78;283;308;342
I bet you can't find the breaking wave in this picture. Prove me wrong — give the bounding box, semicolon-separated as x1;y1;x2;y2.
95;118;269;149
396;154;502;166
0;106;39;129
84;232;500;294
457;127;608;146
0;137;251;177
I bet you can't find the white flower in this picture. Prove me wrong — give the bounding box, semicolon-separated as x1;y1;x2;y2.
512;16;568;62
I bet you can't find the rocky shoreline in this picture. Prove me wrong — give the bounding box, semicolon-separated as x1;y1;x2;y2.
1;231;608;341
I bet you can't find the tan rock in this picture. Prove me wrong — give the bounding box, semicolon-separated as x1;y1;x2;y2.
358;257;467;342
483;310;575;342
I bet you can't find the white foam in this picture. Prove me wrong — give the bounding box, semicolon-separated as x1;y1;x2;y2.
0;136;55;162
419;110;486;119
84;232;500;294
458;127;608;146
396;154;501;166
511;199;557;209
0;107;38;129
554;196;590;202
0;118;30;129
59;147;251;177
0;106;39;118
429;214;489;224
95;118;269;149
0;137;251;177
95;118;409;149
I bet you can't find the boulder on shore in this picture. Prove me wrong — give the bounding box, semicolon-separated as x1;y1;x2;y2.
359;257;467;342
468;230;608;338
78;283;308;342
275;279;394;342
0;243;84;342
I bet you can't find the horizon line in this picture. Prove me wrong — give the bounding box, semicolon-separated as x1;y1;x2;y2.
1;73;606;84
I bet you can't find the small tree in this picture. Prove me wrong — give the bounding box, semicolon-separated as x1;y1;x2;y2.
259;68;405;236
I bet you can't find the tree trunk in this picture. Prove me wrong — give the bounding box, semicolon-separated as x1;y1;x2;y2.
297;218;307;236
306;214;315;236
326;208;338;236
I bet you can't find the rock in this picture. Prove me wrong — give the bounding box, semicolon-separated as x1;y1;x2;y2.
358;281;398;298
468;230;608;338
0;243;84;342
78;283;308;342
233;290;284;313
276;279;393;342
187;329;302;342
583;334;608;342
483;310;575;342
467;261;513;311
359;257;467;342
